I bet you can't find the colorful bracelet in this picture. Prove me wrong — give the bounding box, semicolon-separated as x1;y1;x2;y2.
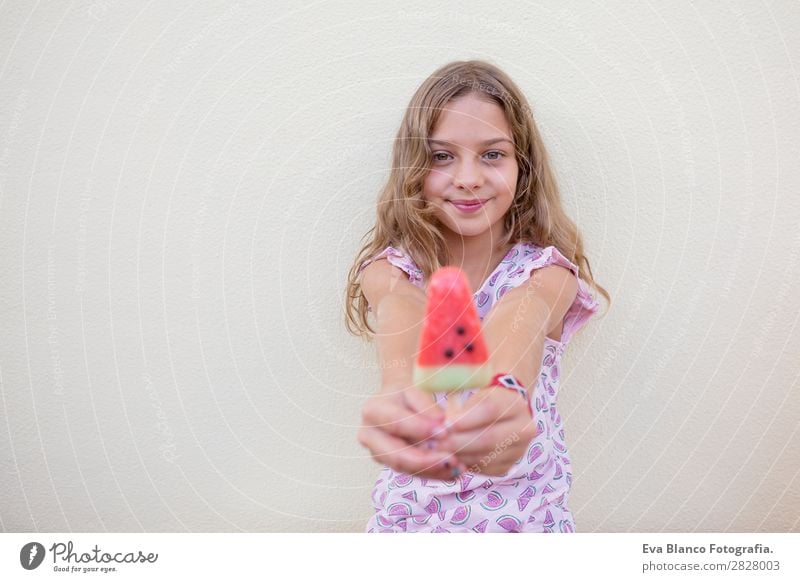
489;373;533;418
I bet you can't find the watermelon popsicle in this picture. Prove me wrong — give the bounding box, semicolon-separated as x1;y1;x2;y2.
412;267;493;404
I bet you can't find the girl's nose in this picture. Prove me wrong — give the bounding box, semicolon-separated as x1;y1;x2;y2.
452;161;484;191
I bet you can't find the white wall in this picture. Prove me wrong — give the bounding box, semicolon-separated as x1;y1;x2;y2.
1;0;798;532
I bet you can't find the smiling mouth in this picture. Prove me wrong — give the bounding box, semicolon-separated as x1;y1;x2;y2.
450;200;485;205
448;199;490;210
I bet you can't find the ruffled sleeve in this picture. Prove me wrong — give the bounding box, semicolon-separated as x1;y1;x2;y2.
517;245;600;345
357;246;424;312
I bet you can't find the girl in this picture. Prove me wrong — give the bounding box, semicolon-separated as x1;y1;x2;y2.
344;60;610;533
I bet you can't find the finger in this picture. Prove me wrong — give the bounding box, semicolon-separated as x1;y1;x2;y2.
411;441;470;480
445;389;519;432
363;397;438;444
426;465;470;481
414;459;465;481
416;428;467;460
441;419;519;456
361;427;457;478
403;386;444;422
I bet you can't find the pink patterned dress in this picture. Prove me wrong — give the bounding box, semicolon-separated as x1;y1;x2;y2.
358;241;600;533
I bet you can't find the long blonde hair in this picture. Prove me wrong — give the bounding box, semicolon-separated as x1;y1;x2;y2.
344;59;611;340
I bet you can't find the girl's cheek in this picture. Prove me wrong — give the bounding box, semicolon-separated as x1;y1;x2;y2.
424;171;449;192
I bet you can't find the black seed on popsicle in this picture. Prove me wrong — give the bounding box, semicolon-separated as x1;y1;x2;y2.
465;343;474;352
456;326;465;335
444;348;454;358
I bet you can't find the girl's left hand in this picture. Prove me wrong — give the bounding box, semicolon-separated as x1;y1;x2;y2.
437;387;537;476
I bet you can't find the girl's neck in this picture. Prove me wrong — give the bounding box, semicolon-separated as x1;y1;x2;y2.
442;222;512;267
445;237;511;268
442;228;515;292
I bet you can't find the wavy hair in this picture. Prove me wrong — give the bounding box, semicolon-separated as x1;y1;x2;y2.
344;59;610;340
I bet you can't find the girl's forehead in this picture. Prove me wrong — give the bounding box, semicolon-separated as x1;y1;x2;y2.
431;96;512;142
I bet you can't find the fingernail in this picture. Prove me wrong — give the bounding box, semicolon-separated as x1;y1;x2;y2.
451;467;461;478
425;440;438;450
443;461;451;469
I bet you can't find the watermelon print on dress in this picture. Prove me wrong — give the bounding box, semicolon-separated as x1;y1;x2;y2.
413;267;493;393
358;241;600;533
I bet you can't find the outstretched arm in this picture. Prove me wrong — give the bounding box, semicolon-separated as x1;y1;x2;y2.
357;260;462;479
439;265;579;475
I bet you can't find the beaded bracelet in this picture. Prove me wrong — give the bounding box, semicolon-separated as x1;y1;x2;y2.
489;373;533;418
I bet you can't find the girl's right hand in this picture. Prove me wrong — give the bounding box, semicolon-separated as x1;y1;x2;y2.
358;385;465;481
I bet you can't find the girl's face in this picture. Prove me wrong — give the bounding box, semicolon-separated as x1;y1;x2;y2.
422;94;519;241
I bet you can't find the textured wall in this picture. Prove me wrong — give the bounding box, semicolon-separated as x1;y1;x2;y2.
1;0;798;532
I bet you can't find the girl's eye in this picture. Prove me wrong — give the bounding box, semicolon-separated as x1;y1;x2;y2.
432;151;505;162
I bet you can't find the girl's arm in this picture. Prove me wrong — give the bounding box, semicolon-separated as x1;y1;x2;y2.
481;265;577;387
374;294;426;393
357;260;462;479
360;259;427;392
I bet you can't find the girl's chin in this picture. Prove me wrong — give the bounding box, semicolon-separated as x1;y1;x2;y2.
438;218;495;238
